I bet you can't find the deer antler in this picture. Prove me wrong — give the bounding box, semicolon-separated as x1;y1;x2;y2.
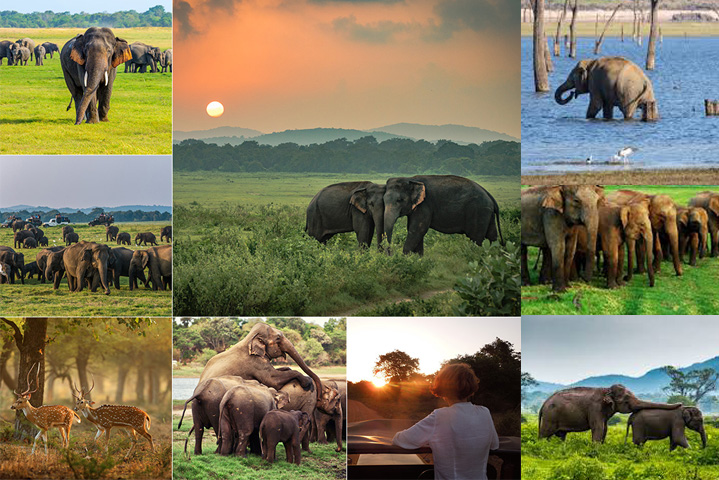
20;363;41;398
71;381;83;399
87;374;95;395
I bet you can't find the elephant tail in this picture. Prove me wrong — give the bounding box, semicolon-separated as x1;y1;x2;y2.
177;394;197;430
538;405;543;438
66;97;73;111
488;190;505;246
184;425;194;454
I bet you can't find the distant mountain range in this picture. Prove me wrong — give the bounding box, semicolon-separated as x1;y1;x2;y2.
531;356;719;395
173;123;519;147
1;204;172;214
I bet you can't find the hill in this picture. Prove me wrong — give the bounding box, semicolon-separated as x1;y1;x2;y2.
369;123;519;143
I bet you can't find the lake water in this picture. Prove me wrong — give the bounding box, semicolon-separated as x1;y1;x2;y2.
173;377;199;400
521;36;719;175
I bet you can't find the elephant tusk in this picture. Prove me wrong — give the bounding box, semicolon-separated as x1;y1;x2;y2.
84;71;88;88
105;71;108;86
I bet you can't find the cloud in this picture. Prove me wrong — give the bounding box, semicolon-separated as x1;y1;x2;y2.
425;0;517;41
311;0;404;3
332;15;412;44
204;0;240;13
174;1;199;38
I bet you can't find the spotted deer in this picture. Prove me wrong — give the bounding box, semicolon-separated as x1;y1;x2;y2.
71;379;154;458
10;363;81;455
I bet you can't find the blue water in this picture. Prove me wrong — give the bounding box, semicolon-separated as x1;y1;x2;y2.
521;36;719;174
173;377;199;400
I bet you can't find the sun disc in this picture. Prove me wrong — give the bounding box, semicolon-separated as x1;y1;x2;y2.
206;101;224;117
371;377;386;388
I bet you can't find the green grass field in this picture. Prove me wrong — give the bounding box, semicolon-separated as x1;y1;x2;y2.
173;172;520;316
522;414;719;480
0;222;171;316
0;27;171;155
521;185;719;315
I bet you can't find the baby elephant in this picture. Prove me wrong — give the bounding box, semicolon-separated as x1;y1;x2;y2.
626;406;707;451
260;410;311;465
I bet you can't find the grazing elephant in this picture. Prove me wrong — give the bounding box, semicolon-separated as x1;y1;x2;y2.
607;190;682;277
135;232;157;246
14;230;35;249
555;56;658;120
15;37;35;60
539;385;681;442
62;225;75;241
306;181;386;248
522;185;603;291
160;226;172;243
42;42;59;59
260;410;311;464
0;262;11;283
60;27;132;125
383;175;504;255
23;237;38;249
45;249;67;289
12;220;28;232
0;246;25;284
65;232;79;245
676;207;709;266
108;247;141;290
116;232;131;245
124;42;160;73
160;48;172;73
218;382;288;457
626;406;706;451
34;45;45;65
22;261;40;280
62;241;112;294
105;225;119;241
128;245;171;291
13;46;30;65
688;191;719;257
32;227;44;241
313;379;346;452
38;236;48;247
0;40;13;65
36;246;65;283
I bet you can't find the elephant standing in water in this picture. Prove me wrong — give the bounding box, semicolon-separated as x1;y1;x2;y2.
60;27;132;124
555;56;658;120
626;406;706;450
539;384;681;442
383;175;504;255
306;181;386;248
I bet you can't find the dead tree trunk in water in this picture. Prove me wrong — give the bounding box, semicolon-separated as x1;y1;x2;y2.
646;0;660;70
545;33;554;71
554;0;570;55
569;0;578;57
532;0;550;91
705;100;719;116
595;4;622;54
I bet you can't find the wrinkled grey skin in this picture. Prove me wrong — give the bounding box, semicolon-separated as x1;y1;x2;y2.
45;249;66;289
38;236;48;247
62;225;75;241
306;181;386;249
626;406;706;450
13;45;31;65
280;377;341;452
128;245;171;291
260;410;311;464
105;225;119;241
15;37;35;60
22;261;40;280
160;48;172;73
124;42;161;73
160;226;172;242
135;232;158;246
60;27;131;124
36;246;64;283
14;230;35;249
42;42;59;58
34;45;45;65
62;241;112;295
312;379;346;452
23;237;38;249
65;232;79;245
116;232;131;245
539;384;681;442
0;246;25;284
108;247;140;289
0;40;13;65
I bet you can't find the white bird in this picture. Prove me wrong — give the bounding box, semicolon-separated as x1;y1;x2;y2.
611;146;638;164
586;155;593;164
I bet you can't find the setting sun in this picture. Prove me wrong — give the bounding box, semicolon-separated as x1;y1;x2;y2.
371;377;387;388
206;101;224;117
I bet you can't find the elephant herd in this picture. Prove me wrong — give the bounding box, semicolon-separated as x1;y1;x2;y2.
178;323;346;465
0;223;173;295
521;186;719;292
0;38;58;67
539;384;707;451
123;42;172;73
306;175;504;254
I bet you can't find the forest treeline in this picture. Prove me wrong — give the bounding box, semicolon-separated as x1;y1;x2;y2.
0;6;171;28
0;208;172;223
173;137;520;176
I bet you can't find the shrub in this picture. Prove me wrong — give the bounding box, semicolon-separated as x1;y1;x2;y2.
549;456;608;480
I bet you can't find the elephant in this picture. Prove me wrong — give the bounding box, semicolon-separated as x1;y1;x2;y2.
14;230;35;249
38;236;48;247
626;406;706;451
596;201;654;288
22;261;40;280
12;220;28;232
688;191;719;257
32;227;44;241
116;232;131;245
160;226;172;243
34;45;45;65
198;322;324;402
36;246;65;284
218;382;288;457
108;247;141;290
15;37;35;60
160;48;172;73
128;245;171;291
0;246;25;284
23;237;38;249
0;262;10;283
312;379;345;452
555;56;658;121
45;249;67;289
124;42;160;73
675;207;709;266
383;175;504;255
260;410;311;464
42;42;59;59
65;232;79;245
105;225;119;242
607;190;682;277
135;232;158;246
0;40;13;65
62;225;75;241
539;385;681;442
522;185;604;291
62;241;112;295
13;46;30;65
60;27;132;125
306;181;386;248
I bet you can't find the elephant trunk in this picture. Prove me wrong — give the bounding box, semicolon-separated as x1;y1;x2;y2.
582;208;599;282
555;80;575;105
128;261;139;291
383;206;401;254
700;426;707;448
96;259;111;295
282;339;323;401
644;231;655;287
627;398;682;413
75;58;107;124
372;205;385;251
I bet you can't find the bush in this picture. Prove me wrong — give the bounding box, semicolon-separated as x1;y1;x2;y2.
197;348;218;366
549;456;608;480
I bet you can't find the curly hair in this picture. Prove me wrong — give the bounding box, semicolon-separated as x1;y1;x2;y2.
430;363;479;400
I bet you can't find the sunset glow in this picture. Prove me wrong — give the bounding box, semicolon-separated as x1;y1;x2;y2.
206;101;224;117
371;377;387;388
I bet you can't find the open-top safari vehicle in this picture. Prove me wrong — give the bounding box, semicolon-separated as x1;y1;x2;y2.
88;213;114;226
1;215;20;228
25;214;42;226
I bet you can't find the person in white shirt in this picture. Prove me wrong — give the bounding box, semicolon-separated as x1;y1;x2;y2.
392;363;499;480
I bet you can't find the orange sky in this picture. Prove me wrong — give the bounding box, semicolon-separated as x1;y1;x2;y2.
173;0;519;137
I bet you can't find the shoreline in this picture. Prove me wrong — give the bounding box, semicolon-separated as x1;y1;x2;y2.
522;168;719;185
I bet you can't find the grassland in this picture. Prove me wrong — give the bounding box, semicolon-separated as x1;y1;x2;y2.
173;172;520;317
0;27;171;155
0;222;171;316
521;185;719;315
522;414;719;480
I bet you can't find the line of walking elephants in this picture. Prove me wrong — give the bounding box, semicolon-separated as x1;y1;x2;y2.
521;186;719;291
0;28;171;125
0;222;172;295
178;323;346;465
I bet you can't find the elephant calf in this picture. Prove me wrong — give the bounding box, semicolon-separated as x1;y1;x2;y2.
260;410;310;464
675;207;709;266
626;406;706;451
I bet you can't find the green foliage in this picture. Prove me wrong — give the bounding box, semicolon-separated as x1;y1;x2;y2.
0;6;172;28
64;449;117;479
0;208;171;224
373;350;420;383
454;240;521;316
549;456;608;480
197;348;217;366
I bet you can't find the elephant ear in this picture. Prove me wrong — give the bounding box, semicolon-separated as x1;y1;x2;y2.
274;391;290;410
682;407;693;424
111;38;132;69
248;333;267;358
82;247;93;262
70;35;85;65
349;188;368;214
709;197;719;217
141;252;150;269
410;181;426;210
620;206;630;229
602;392;615;412
541;187;564;214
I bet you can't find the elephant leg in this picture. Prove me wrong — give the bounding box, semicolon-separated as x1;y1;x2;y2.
666;223;683;276
616;241;625;286
403;215;430;255
555;431;567;441
466;207;493;245
679;234;688;263
586;98;602;118
710;226;719;257
652;230;663;273
690;235;698;266
549;239;567;292
539;248;552;284
602;100;614;120
194;425;203;455
267;441;275;462
284;440;293;463
625;240;635;281
521;245;531;286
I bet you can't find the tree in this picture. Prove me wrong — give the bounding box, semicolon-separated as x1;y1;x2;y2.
373;350;420;383
532;0;550;92
522;372;538;388
662;365;719;404
646;0;660;69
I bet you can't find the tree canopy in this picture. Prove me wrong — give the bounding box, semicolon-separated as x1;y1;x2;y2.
0;6;171;28
373;350;420;383
663;365;719;404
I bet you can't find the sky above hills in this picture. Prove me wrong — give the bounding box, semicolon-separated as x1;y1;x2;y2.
173;0;519;138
